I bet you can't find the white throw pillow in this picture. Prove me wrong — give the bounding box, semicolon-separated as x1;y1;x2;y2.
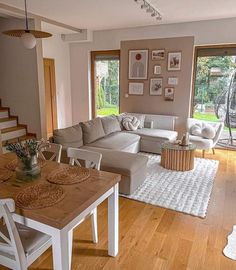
190;123;202;136
127;113;145;129
201;124;216;139
122;116;140;131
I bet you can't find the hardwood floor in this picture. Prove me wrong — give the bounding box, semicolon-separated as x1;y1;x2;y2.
1;149;236;270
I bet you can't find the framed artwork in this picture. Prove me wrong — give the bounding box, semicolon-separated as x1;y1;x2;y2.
150;78;162;96
152;49;165;60
128;82;144;95
154;65;161;75
167;52;182;71
128;49;148;79
164;87;175;101
168;77;178;85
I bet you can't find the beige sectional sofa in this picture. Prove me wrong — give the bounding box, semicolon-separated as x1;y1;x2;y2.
53;113;177;195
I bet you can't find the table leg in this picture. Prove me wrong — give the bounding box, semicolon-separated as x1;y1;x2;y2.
91;207;98;243
52;228;73;270
108;183;119;257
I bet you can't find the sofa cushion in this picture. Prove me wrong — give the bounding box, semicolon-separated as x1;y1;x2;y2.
80;118;105;144
126;128;177;142
189;135;213;149
87;132;140;151
53;124;83;148
82;146;148;176
101;115;121;135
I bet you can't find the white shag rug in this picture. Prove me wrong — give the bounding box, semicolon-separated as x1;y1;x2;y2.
223;225;236;260
122;153;219;218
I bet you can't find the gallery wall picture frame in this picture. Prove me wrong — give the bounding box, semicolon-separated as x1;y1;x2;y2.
128;49;149;80
150;78;163;96
168;77;179;85
128;82;144;95
154;65;161;75
152;49;165;60
164;87;175;101
167;52;182;71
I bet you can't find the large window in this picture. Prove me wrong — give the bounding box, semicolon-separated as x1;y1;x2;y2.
192;46;236;149
91;51;120;117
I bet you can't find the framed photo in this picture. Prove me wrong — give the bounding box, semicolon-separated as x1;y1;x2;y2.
150;78;162;96
154;65;161;75
152;49;165;60
168;77;178;85
164;87;175;101
129;49;148;79
167;52;182;71
128;82;144;95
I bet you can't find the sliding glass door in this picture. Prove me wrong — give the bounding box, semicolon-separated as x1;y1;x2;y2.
192;46;236;149
91;50;120;118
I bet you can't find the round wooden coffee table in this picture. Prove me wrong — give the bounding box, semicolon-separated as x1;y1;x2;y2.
161;142;196;171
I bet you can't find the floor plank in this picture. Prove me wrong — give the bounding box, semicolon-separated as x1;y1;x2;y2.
0;149;236;270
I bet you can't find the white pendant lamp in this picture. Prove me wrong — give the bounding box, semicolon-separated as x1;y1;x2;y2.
2;0;52;49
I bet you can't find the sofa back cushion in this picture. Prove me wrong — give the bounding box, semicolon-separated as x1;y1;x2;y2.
53;124;83;148
101;115;121;135
80;118;106;144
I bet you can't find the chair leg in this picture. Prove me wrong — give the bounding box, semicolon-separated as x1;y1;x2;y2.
212;148;215;155
202;150;205;158
91;208;98;243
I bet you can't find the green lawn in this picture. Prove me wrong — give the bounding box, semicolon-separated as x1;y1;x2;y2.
97;106;119;116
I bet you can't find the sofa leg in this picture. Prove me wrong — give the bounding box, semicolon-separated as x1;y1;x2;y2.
202;150;205;158
212;148;215;155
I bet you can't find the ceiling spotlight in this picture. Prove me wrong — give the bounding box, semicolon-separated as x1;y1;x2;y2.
134;0;162;21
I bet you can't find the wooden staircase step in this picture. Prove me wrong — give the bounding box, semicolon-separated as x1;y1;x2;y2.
2;134;36;146
1;126;27;142
0;117;18;129
0;109;9;119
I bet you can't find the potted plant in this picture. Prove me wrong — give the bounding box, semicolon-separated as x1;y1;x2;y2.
6;139;46;181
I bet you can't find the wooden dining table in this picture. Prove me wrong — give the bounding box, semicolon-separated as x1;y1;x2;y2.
0;153;121;270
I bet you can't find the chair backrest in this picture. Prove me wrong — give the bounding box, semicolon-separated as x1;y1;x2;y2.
187;118;224;146
0;199;27;270
38;143;62;163
67;148;102;170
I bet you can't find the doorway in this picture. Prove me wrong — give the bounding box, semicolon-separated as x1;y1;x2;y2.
91;50;120;118
43;58;57;138
192;45;236;149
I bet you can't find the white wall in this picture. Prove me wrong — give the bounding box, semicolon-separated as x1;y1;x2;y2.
42;33;72;128
0;17;42;137
70;17;236;123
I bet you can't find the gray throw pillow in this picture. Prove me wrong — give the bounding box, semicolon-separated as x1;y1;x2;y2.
101;115;121;135
80;118;106;144
122;116;140;131
53;124;83;148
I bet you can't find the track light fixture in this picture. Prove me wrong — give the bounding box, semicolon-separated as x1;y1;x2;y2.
134;0;162;21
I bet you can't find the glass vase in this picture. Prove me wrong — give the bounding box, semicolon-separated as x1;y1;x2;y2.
15;155;41;182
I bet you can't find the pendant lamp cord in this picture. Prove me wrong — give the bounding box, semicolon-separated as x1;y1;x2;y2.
24;0;29;31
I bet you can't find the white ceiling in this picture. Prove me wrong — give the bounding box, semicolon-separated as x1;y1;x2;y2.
1;0;236;31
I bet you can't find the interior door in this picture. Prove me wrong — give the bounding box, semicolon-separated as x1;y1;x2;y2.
43;58;57;138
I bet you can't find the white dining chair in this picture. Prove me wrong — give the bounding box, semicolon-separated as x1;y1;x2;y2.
0;199;52;270
67;147;102;244
38;142;62;163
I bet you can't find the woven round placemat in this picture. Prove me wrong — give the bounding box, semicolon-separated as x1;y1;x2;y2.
16;183;65;210
47;166;90;185
0;168;13;183
5;158;46;171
